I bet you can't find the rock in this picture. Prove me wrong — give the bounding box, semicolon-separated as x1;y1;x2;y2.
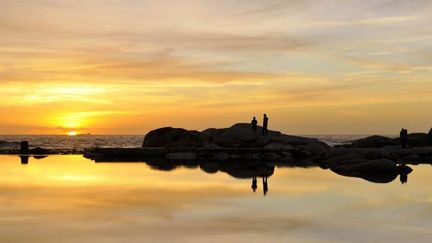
399;154;422;164
142;123;329;155
143;127;208;148
406;133;429;147
212;123;264;148
390;133;431;147
278;151;296;163
31;147;50;154
264;143;295;151
345;135;397;148
200;162;219;174
212;152;229;160
201;128;226;143
325;152;366;167
333;159;398;174
166;152;197;160
297;143;329;156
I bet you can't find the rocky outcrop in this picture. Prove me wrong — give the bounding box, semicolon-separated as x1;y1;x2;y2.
342;133;432;149
143;123;329;153
142;127;207;148
394;133;429;147
340;135;397;148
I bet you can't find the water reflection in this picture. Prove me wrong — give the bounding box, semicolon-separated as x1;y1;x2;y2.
18;155;416;187
1;155;432;242
20;155;48;164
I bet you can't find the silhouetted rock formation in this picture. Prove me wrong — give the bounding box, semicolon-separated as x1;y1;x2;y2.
341;135;397;148
399;133;429;147
142;127;206;148
143;123;328;152
341;133;432;149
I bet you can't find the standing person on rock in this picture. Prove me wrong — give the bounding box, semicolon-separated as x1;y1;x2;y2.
251;117;258;134
400;128;408;148
262;114;269;136
427;127;432;146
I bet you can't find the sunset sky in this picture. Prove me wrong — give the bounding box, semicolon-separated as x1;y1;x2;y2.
1;0;431;135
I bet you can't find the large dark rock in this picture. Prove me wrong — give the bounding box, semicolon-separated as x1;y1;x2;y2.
142;123;329;153
344;135;397;148
142;127;209;148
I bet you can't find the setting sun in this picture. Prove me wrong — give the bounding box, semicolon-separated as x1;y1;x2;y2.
67;131;77;136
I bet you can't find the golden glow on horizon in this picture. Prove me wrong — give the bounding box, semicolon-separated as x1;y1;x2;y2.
67;131;77;136
1;1;432;135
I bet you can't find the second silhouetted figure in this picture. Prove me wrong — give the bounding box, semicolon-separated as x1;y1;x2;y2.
251;117;258;134
400;128;408;148
262;114;269;136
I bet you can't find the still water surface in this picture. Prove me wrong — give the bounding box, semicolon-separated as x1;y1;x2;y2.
0;155;431;242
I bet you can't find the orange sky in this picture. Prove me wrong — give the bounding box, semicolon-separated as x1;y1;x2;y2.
1;0;432;135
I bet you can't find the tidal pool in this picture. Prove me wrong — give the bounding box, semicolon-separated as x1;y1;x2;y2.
0;155;431;242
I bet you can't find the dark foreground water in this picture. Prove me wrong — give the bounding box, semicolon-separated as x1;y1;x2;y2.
0;155;431;242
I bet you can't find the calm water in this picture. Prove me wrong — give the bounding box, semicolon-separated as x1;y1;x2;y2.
0;155;431;242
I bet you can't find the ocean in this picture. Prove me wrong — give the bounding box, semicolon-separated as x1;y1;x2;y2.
0;134;381;150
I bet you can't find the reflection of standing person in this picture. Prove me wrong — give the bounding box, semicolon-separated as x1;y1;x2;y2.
251;117;258;134
262;177;268;196
262;114;269;136
400;173;408;184
251;177;257;192
20;156;29;165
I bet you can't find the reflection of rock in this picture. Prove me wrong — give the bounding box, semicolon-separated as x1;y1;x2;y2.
31;147;50;154
166;152;197;160
206;161;275;179
330;159;413;183
332;159;398;174
145;159;275;179
321;147;432;166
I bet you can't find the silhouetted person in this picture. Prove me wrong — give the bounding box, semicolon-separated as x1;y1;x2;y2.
251;117;258;134
20;141;29;154
400;128;408;148
400;173;408;184
262;176;268;196
251;177;257;192
427;127;432;146
20;156;29;165
262;114;269;136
